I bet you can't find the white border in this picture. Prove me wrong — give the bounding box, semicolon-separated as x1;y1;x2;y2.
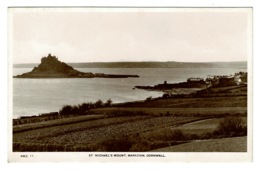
1;0;260;169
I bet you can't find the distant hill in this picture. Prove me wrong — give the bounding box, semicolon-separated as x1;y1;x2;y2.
14;61;247;69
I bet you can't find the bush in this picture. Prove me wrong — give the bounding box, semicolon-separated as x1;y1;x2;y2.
162;93;170;98
59;101;101;117
214;116;247;137
171;129;185;141
146;96;152;101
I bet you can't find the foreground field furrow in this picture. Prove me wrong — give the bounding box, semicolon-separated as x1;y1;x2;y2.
13;116;149;142
34;117;199;145
13;114;106;133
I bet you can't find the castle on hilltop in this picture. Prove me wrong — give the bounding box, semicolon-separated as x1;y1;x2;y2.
41;53;58;63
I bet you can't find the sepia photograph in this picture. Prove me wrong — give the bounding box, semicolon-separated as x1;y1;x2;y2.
8;7;252;162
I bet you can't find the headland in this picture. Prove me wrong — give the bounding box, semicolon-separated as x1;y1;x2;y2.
135;72;247;92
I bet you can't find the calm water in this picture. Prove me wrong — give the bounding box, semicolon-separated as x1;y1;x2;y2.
13;67;246;118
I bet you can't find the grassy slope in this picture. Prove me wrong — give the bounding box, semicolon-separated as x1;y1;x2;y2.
173;118;223;135
151;136;247;152
174;117;247;135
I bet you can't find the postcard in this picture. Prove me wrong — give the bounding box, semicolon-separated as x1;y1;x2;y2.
8;7;252;162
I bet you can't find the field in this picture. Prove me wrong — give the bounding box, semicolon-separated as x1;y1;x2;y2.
13;85;248;152
14;115;205;151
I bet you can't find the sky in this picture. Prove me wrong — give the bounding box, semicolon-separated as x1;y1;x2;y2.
10;8;251;64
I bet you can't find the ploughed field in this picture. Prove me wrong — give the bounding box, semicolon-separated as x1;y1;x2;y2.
13;115;204;151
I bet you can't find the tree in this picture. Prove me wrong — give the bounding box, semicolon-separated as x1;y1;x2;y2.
95;99;103;108
59;105;73;117
78;103;88;115
71;105;80;115
105;99;112;107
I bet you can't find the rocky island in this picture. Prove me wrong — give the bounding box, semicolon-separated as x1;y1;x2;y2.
14;54;139;78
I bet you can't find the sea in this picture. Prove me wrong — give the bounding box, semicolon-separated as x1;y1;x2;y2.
12;67;246;118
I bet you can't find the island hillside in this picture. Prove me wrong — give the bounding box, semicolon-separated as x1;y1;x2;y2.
14;54;139;78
